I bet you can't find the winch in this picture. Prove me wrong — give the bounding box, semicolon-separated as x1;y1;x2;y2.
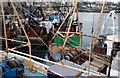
0;57;24;78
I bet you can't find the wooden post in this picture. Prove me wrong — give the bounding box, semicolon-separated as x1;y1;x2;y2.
61;6;76;59
56;31;113;42
9;0;32;69
50;7;74;42
63;7;75;47
52;25;54;33
75;1;82;46
92;0;106;49
0;1;8;53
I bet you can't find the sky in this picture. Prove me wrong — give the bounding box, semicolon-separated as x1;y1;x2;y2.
1;0;120;3
84;0;120;3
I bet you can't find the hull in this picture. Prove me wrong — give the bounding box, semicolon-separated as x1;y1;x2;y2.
0;51;48;77
49;43;110;74
53;35;80;46
0;50;64;78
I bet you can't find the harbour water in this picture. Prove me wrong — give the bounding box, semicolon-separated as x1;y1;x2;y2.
78;12;118;48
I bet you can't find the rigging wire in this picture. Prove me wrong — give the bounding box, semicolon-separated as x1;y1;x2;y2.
88;13;95;76
0;37;27;44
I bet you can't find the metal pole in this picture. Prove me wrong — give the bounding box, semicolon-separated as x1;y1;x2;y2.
108;52;113;77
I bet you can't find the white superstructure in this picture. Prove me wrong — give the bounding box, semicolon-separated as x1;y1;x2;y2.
101;10;120;76
101;10;119;55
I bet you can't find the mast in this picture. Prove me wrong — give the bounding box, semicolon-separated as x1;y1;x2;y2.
9;0;32;70
62;0;81;59
92;0;106;49
75;0;82;46
62;5;75;59
0;0;9;53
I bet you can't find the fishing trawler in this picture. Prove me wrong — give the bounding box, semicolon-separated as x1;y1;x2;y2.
48;0;114;75
0;1;53;78
0;1;108;78
1;2;53;51
100;10;120;76
100;10;119;55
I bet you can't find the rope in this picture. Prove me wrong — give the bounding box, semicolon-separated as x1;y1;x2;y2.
50;6;74;42
10;44;28;50
50;30;79;47
63;5;75;47
0;36;27;44
59;32;113;42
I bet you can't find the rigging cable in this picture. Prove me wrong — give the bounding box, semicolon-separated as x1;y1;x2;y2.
88;13;95;76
